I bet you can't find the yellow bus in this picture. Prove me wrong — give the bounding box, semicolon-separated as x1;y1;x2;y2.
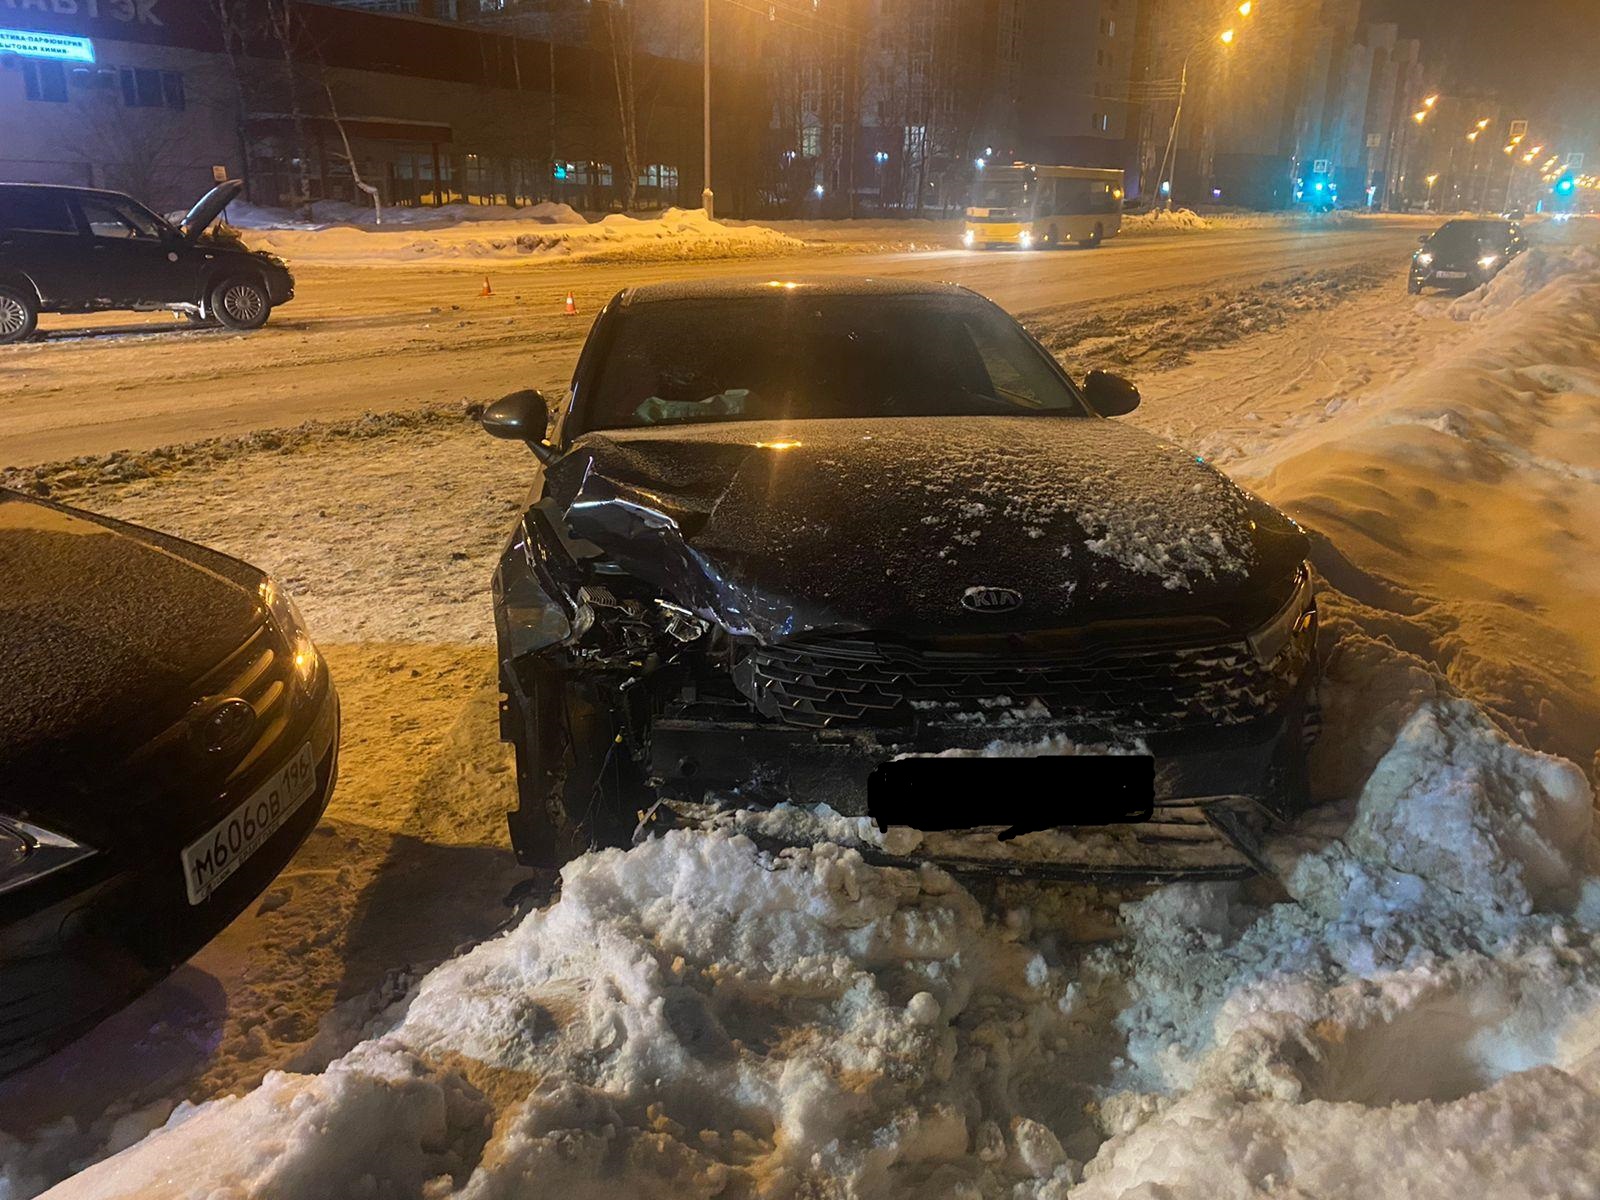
963;164;1125;250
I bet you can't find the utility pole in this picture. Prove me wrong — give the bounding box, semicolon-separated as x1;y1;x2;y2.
702;0;714;218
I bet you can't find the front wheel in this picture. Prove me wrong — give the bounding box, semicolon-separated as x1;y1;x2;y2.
1083;223;1105;249
1407;277;1423;295
0;286;39;345
211;277;272;331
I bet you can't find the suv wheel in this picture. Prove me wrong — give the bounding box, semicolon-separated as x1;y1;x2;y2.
212;278;272;330
0;286;39;345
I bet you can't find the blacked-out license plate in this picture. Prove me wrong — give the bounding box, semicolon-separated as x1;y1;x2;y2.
868;755;1154;840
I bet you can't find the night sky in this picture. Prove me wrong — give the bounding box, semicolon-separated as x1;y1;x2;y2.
1365;0;1600;152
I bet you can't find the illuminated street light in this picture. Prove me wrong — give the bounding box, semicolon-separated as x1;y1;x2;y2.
1467;130;1481;143
1476;118;1491;129
1219;28;1235;44
1424;94;1439;108
1238;2;1252;15
1414;111;1428;124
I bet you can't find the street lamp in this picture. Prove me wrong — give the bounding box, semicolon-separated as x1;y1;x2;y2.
702;0;713;218
1426;172;1439;210
1156;6;1253;208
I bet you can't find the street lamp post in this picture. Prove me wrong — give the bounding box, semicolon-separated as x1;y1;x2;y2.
702;0;714;219
1426;173;1439;210
1157;9;1249;210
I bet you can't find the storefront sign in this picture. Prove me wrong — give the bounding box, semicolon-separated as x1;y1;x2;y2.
0;26;95;60
0;1;160;26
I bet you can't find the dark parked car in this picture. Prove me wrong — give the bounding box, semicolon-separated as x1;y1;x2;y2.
0;490;338;1074
1409;217;1526;294
0;180;293;344
480;278;1318;879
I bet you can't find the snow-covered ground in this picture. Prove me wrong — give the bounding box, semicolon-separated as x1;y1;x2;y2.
6;241;1600;1198
214;199;1433;265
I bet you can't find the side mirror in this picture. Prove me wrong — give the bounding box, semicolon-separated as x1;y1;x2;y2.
481;389;558;463
1083;370;1140;417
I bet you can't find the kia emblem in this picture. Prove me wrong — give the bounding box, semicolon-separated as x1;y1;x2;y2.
961;586;1023;614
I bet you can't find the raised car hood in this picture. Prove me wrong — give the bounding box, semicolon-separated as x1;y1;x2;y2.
0;494;264;802
545;416;1306;640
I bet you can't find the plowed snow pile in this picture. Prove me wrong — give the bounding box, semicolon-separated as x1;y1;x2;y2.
232;207;806;267
12;248;1600;1200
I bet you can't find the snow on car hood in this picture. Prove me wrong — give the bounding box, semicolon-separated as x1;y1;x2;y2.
0;492;263;803
547;416;1307;640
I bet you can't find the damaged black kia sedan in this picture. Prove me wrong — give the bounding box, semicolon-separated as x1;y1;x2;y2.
483;278;1317;879
0;491;338;1073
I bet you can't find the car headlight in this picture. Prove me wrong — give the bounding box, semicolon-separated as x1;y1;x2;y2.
1415;252;1434;267
1478;254;1500;269
0;817;96;895
260;578;321;693
1248;567;1316;665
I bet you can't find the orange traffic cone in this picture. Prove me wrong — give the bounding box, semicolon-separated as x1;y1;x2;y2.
564;291;578;316
480;276;493;297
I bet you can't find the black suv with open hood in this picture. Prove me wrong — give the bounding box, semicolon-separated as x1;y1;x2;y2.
482;278;1318;880
0;180;293;344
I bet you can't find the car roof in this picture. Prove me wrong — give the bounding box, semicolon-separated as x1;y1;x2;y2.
0;181;134;202
618;276;969;307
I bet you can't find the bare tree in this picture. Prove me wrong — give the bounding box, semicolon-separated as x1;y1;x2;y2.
599;0;641;212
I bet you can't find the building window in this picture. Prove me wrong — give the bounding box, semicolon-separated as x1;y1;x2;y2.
22;59;69;103
119;67;184;110
802;120;822;158
1092;112;1110;132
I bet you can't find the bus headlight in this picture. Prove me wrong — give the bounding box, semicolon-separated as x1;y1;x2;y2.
1018;231;1034;248
962;229;976;247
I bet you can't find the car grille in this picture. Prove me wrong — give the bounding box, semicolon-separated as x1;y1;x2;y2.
191;618;300;780
745;634;1300;732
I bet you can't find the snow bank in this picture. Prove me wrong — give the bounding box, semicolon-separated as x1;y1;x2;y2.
1245;242;1600;767
223;198;588;231
1447;245;1600;321
234;207;806;267
1122;207;1211;235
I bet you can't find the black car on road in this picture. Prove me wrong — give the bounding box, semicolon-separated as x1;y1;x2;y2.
0;491;338;1074
0;180;293;344
1410;217;1526;294
481;278;1318;879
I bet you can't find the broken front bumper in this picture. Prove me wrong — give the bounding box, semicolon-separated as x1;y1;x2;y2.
645;685;1315;882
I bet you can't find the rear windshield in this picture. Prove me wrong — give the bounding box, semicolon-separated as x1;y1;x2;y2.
0;190;75;234
578;293;1087;432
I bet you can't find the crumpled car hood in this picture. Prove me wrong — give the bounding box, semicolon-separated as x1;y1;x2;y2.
545;416;1306;640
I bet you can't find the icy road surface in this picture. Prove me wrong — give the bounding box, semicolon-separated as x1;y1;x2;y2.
4;226;1600;1198
0;217;1453;469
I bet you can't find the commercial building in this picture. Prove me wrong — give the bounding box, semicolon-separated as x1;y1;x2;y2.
0;0;756;214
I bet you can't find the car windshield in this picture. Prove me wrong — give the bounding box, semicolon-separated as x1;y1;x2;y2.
579;292;1087;432
1430;220;1506;250
971;176;1029;209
